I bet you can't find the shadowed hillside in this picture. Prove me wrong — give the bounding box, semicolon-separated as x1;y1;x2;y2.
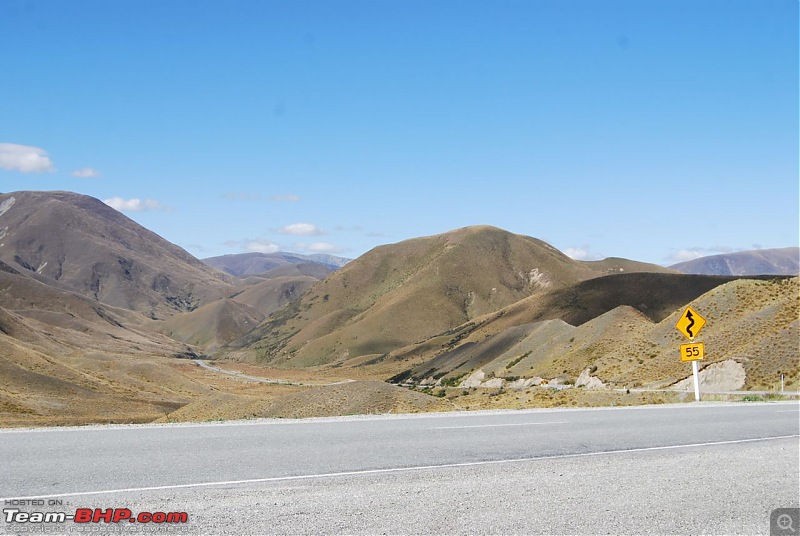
386;276;798;393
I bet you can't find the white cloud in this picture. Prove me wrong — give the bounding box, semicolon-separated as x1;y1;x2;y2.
221;193;300;202
670;249;706;263
668;246;735;263
70;167;101;178
278;223;325;236
564;245;603;261
245;240;280;254
296;242;348;254
0;143;56;173
221;192;262;201
104;197;167;212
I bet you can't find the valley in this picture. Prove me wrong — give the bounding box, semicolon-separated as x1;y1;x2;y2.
0;191;797;427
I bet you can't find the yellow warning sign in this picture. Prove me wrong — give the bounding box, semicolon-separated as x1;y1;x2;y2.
675;306;706;340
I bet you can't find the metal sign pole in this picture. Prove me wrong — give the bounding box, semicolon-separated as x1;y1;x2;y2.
692;359;700;401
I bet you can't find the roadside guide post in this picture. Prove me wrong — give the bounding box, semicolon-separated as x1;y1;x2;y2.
675;305;707;401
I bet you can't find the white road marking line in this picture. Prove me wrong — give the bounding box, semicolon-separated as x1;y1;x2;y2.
434;421;568;429
3;434;797;502
776;409;800;413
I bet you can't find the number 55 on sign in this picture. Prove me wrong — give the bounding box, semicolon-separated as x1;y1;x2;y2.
680;342;705;362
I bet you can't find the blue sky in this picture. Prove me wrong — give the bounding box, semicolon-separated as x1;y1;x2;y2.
1;0;797;264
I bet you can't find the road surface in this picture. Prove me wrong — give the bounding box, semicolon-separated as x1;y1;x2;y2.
1;402;798;534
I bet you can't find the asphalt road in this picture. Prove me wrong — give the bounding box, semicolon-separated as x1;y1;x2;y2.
1;402;798;535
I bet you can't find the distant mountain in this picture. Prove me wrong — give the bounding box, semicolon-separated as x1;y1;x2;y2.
224;225;675;367
670;248;799;276
0;191;235;318
203;252;349;277
300;253;351;269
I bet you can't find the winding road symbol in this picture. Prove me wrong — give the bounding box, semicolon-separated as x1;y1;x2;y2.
676;306;706;340
685;310;695;338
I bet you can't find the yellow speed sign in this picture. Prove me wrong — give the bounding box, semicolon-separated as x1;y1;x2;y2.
680;342;705;362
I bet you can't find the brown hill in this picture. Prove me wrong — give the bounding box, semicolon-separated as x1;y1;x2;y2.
0;265;190;357
156;269;325;352
230;275;320;316
224;226;674;367
0;191;234;318
159;299;266;351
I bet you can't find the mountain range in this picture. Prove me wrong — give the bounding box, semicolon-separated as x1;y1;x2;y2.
669;248;799;276
203;251;349;278
0;190;796;426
